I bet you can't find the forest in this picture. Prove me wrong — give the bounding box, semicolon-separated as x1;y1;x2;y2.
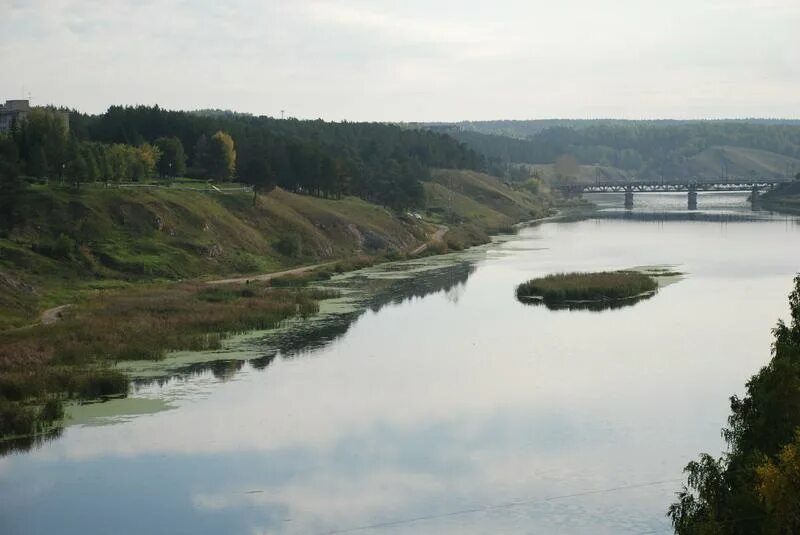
0;105;485;217
439;120;800;179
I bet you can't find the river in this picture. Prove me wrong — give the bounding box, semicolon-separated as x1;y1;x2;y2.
2;192;799;534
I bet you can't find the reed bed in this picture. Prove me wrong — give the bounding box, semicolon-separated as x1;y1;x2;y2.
516;271;658;304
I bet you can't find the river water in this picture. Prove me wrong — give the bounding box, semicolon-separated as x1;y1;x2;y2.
2;193;800;534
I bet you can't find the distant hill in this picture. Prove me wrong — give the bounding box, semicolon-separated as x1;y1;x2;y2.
422;120;800;181
688;146;800;180
421;119;800;139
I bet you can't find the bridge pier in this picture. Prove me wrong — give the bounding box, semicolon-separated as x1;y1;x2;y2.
750;185;760;200
624;186;634;209
688;185;697;210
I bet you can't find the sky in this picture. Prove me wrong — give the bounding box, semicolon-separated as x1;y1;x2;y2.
1;0;799;121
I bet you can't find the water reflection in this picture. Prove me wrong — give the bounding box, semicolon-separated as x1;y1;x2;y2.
261;260;476;360
119;260;478;389
3;193;800;534
517;292;656;311
0;428;62;457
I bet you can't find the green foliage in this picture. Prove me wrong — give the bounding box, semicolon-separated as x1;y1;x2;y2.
0;398;39;437
0;366;121;439
204;130;236;181
755;431;800;533
238;142;276;203
269;270;332;287
669;275;800;534
0;135;23;232
273;235;302;257
0;280;333;440
34;233;76;260
16;108;69;177
154;136;187;177
516;271;658;303
448;121;800;180
70;104;484;207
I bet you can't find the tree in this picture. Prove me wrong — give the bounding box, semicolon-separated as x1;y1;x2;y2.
0;136;23;232
193;134;208;172
756;431;800;533
154;136;187;178
28;146;48;179
238;145;275;205
670;275;800;533
65;140;89;189
66;153;88;189
129;143;160;181
22;108;68;177
204;131;236;181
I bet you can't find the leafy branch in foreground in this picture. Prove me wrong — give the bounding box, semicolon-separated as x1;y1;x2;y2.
669;275;800;534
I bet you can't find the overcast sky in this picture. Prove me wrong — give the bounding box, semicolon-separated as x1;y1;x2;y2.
2;0;798;121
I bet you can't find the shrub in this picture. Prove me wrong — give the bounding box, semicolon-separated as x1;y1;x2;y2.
39;399;64;423
35;233;76;259
273;235;302;257
0;399;36;437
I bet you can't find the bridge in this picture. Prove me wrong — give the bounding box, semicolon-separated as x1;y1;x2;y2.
558;178;792;209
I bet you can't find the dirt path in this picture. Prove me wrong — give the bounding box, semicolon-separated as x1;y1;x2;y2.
41;304;72;325
411;225;449;255
206;262;335;285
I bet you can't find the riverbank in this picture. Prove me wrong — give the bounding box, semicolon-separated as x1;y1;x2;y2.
5;207;795;532
759;181;800;214
0;169;551;442
0;169;549;329
0;279;339;442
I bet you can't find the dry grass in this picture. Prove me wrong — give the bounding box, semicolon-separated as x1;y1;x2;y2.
516;271;658;303
0;280;325;441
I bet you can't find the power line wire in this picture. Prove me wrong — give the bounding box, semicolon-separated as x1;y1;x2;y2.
321;477;685;534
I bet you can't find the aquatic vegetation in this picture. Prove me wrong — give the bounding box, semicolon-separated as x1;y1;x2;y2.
0;280;332;442
516;271;658;307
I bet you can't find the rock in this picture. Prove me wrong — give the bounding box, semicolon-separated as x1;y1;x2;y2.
206;243;223;258
0;270;37;295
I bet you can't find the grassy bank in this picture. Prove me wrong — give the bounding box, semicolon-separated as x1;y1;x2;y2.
0;169;551;442
0;280;327;441
760;181;800;214
516;271;658;305
0;170;550;329
424;169;552;250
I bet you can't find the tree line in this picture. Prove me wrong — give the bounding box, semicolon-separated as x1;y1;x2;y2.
445;121;800;179
70;105;483;207
0;105;484;216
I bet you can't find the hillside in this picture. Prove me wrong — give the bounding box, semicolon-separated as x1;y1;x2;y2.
431;121;800;182
424;119;800;139
524;146;800;184
0;170;550;328
424;169;549;247
687;146;800;179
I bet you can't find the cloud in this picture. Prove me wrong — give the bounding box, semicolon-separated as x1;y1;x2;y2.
0;0;798;119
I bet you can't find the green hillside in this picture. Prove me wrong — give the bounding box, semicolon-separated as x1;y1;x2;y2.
436;121;800;182
0;171;549;329
525;146;800;184
688;146;800;179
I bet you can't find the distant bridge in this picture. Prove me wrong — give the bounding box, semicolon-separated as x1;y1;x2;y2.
558;178;792;209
